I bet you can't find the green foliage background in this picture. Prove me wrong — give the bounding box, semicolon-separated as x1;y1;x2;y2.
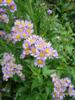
0;0;75;100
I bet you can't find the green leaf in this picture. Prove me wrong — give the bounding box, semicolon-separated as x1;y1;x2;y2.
42;67;56;77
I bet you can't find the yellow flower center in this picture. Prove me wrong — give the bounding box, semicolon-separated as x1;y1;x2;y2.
28;23;31;27
16;35;20;39
30;39;33;43
37;59;43;64
45;48;50;53
0;0;2;3
27;29;31;33
19;28;23;32
6;0;12;4
39;52;45;57
25;48;30;55
10;5;15;10
21;21;25;26
31;48;36;53
25;43;29;47
37;44;44;49
23;33;26;37
16;21;20;25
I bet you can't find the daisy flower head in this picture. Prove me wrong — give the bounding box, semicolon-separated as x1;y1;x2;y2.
45;47;54;58
0;14;9;23
34;58;45;68
35;40;45;50
21;40;31;59
23;40;31;49
14;19;21;26
25;20;33;29
45;47;58;59
68;84;75;98
10;32;21;43
30;45;38;57
63;77;71;86
36;49;47;59
21;47;30;57
8;1;17;12
35;37;50;50
25;20;34;35
27;35;38;45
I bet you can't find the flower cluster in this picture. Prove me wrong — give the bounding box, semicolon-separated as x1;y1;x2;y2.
1;53;25;81
10;20;34;43
0;0;17;12
0;8;9;23
51;73;75;100
21;35;58;68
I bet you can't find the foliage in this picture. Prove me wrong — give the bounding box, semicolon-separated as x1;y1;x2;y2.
0;0;75;100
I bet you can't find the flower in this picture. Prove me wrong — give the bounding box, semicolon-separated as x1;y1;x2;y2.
0;0;17;12
0;8;9;23
8;1;17;12
5;0;13;4
10;20;34;43
1;53;25;81
36;50;47;59
51;73;75;100
34;58;45;68
47;9;52;15
21;35;58;68
30;46;38;57
68;84;75;98
0;14;9;23
23;40;30;49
